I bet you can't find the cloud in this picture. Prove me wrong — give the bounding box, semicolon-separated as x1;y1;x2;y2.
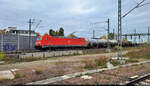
0;0;32;10
70;7;96;14
0;0;149;39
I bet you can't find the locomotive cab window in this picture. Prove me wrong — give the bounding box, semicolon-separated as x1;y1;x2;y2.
37;37;42;40
45;37;48;40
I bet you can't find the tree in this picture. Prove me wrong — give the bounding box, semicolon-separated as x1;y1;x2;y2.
0;29;6;34
49;29;56;36
67;34;77;37
56;30;59;36
35;32;40;36
109;33;114;40
100;36;107;39
49;27;65;36
44;33;48;35
59;27;64;36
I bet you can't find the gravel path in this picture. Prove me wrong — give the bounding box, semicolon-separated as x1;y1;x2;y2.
0;51;128;71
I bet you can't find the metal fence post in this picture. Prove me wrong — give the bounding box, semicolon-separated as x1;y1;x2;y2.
18;33;20;51
1;34;3;52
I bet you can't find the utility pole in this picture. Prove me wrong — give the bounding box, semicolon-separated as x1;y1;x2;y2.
1;34;3;51
106;18;110;52
134;29;137;43
148;27;150;44
113;29;115;40
17;32;20;51
118;0;123;63
28;19;34;50
93;30;95;39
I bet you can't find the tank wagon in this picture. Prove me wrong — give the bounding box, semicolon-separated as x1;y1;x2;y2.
86;39;118;48
35;35;87;50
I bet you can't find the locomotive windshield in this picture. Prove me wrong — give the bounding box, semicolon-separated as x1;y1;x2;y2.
37;37;42;40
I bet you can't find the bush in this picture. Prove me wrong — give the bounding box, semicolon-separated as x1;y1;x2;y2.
83;60;97;70
113;46;121;51
0;52;4;61
95;57;108;67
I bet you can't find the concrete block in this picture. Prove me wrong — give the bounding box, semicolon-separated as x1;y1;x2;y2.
0;70;15;80
45;52;53;58
33;53;43;58
0;61;5;65
19;54;32;59
62;51;69;56
78;51;83;55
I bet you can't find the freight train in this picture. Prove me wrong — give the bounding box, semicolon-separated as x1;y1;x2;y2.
35;35;138;50
35;35;87;50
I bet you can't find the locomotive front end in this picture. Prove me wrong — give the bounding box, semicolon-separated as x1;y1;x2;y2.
35;36;42;49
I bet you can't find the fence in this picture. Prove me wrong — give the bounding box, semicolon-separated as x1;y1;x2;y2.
0;33;37;52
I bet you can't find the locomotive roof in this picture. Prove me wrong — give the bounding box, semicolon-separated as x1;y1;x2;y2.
41;35;84;39
52;36;82;39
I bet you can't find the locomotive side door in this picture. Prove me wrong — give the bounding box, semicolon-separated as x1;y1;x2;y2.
44;36;49;48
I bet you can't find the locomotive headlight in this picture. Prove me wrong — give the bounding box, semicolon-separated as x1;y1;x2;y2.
36;41;41;45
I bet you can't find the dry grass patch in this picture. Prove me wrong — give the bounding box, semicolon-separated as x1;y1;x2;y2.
110;59;120;66
83;56;109;70
125;46;150;61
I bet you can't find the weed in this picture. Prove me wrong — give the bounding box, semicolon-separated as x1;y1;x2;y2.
83;57;108;70
85;73;89;75
15;73;21;79
83;60;97;70
0;52;4;61
52;62;66;76
113;46;121;51
95;57;108;67
94;81;99;85
2;57;48;64
76;74;83;77
35;70;42;75
110;59;120;66
126;59;139;63
124;46;150;60
0;78;11;83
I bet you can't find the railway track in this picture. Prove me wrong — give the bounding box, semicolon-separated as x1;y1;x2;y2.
125;73;150;85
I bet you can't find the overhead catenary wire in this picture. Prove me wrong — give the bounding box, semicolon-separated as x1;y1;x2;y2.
122;0;150;18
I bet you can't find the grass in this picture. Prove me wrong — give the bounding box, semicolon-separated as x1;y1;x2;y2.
126;59;139;63
83;57;109;70
83;60;98;70
95;57;108;67
52;62;66;76
2;57;48;64
110;59;120;66
124;46;150;60
0;78;11;83
0;52;4;61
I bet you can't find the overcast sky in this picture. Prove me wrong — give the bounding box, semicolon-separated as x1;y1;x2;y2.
0;0;150;40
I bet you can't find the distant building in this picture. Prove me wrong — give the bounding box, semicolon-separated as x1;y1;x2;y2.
6;27;37;36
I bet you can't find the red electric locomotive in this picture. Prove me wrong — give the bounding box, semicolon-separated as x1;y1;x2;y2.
35;35;87;50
